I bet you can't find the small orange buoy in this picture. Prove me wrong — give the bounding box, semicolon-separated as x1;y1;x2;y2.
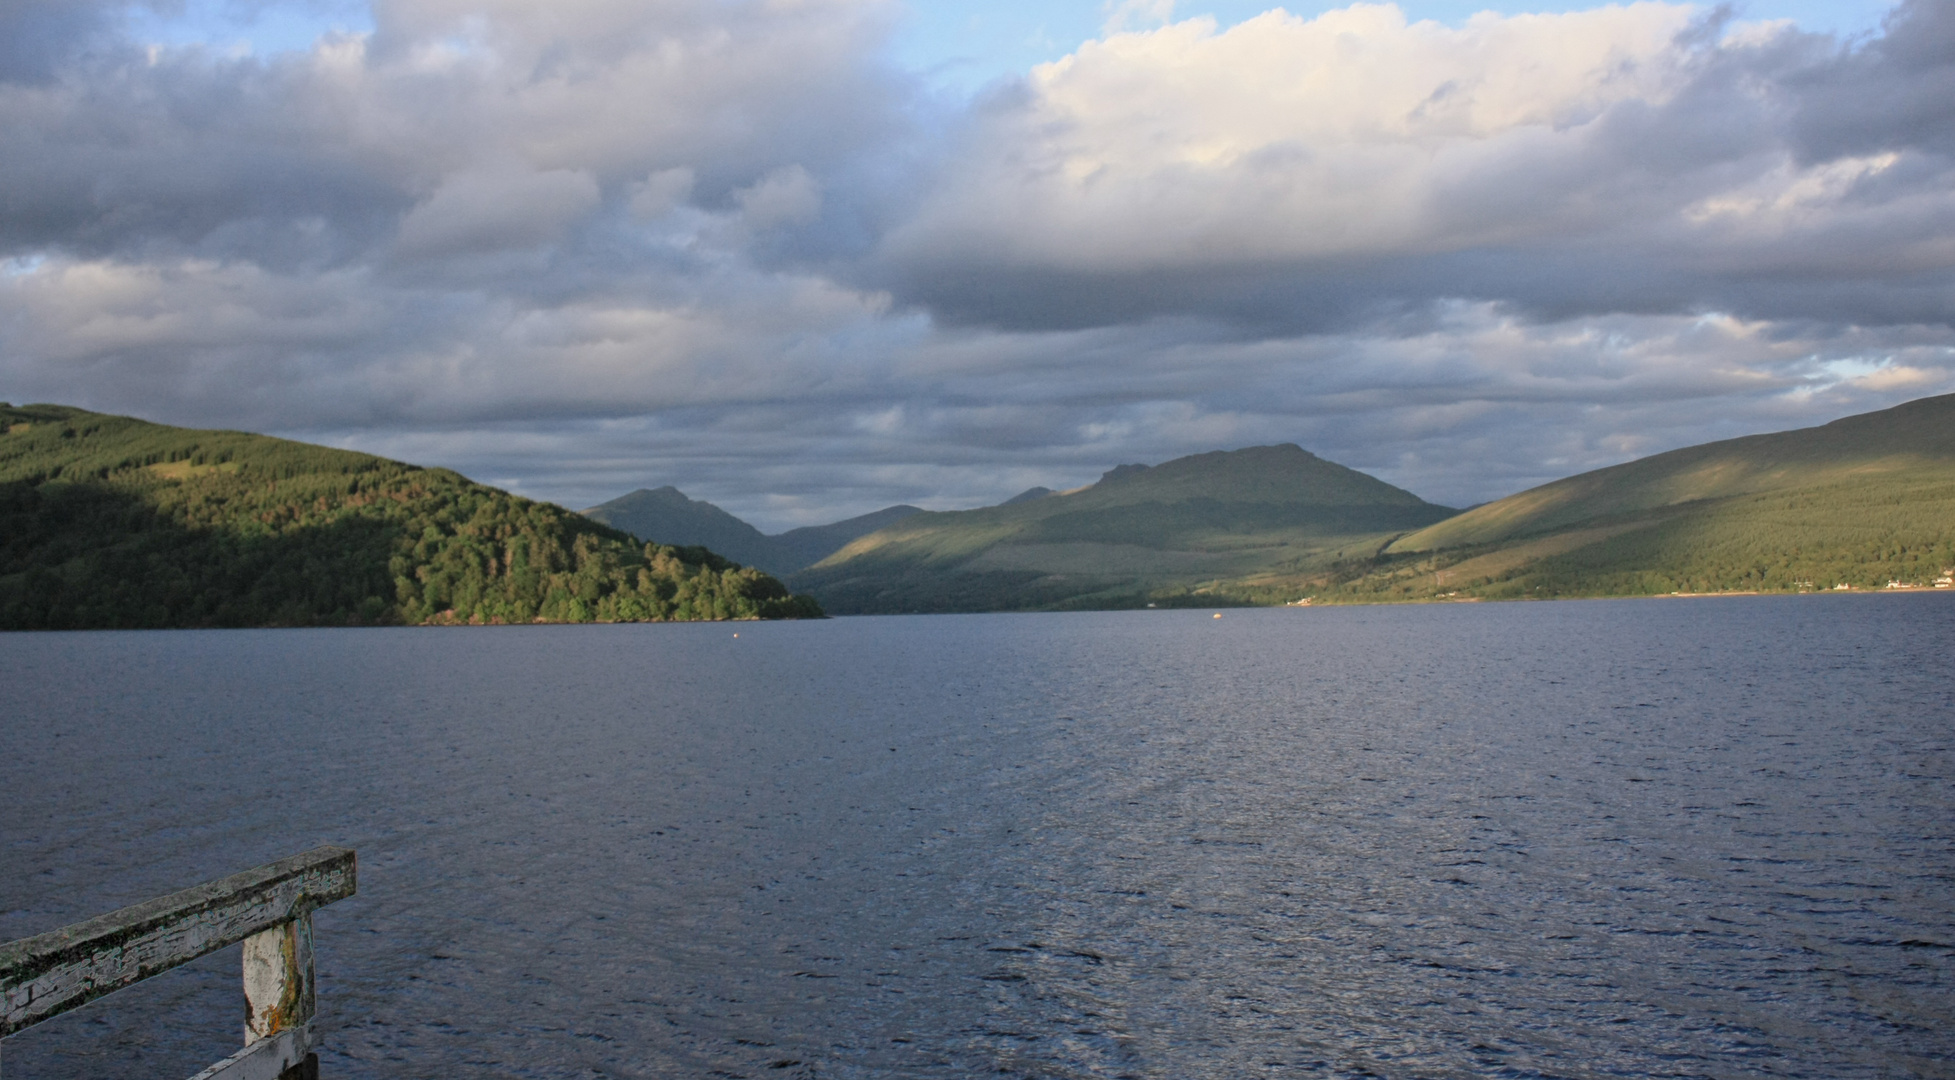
1213;613;1222;618
733;633;739;637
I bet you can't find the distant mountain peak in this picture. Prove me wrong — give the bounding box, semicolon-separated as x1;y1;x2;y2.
582;487;772;567
794;441;1455;613
1001;486;1055;505
1071;443;1439;510
623;485;700;503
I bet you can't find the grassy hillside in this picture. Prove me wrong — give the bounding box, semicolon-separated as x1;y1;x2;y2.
0;405;822;629
1316;393;1955;603
791;444;1455;613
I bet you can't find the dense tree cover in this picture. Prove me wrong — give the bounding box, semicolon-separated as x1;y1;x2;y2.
0;405;822;628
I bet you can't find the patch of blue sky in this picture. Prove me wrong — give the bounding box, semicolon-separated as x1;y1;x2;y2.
3;254;48;278
890;0;1904;96
114;1;1901;80
1821;357;1891;381
121;0;372;56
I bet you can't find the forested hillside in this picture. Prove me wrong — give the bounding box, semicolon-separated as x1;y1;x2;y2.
0;405;822;628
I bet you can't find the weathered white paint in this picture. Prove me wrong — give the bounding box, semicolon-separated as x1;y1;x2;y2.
0;846;354;1036
187;1025;312;1080
243;914;314;1043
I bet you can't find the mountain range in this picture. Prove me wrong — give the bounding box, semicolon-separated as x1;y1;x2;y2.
8;392;1950;627
587;392;1955;612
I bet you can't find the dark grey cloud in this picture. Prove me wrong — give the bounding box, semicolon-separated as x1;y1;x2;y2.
1789;0;1955;162
1;0;1951;529
0;0;118;83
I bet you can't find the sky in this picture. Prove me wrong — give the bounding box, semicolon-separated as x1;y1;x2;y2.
2;0;1949;530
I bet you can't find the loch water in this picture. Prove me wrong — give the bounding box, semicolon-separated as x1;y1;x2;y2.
3;596;1951;1079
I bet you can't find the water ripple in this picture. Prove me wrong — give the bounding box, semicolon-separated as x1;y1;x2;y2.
2;596;1951;1078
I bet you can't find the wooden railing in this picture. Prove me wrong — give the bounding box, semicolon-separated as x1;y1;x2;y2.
0;846;357;1080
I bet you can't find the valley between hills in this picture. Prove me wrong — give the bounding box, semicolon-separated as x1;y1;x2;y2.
5;393;1953;628
589;392;1955;614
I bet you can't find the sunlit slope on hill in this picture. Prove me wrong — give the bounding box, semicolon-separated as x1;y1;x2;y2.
1326;393;1955;602
791;444;1455;613
0;405;821;628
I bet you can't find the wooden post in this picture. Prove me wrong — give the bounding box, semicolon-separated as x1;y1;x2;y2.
0;847;352;1080
242;914;317;1079
243;914;313;1042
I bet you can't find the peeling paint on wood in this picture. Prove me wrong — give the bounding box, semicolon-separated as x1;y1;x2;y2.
243;915;314;1042
0;846;355;1038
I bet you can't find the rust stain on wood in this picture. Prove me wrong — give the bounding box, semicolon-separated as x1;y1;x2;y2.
243;917;313;1041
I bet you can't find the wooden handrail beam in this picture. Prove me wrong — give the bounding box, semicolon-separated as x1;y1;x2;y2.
0;846;356;1038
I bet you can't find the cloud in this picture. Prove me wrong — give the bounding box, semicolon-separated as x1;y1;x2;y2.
870;1;1955;332
267;305;1954;525
627;167;694;220
0;0;1951;530
0;248;905;431
394;164;600;258
734;165;823;229
1788;0;1955;162
0;0;124;84
0;0;909;261
1101;0;1177;35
